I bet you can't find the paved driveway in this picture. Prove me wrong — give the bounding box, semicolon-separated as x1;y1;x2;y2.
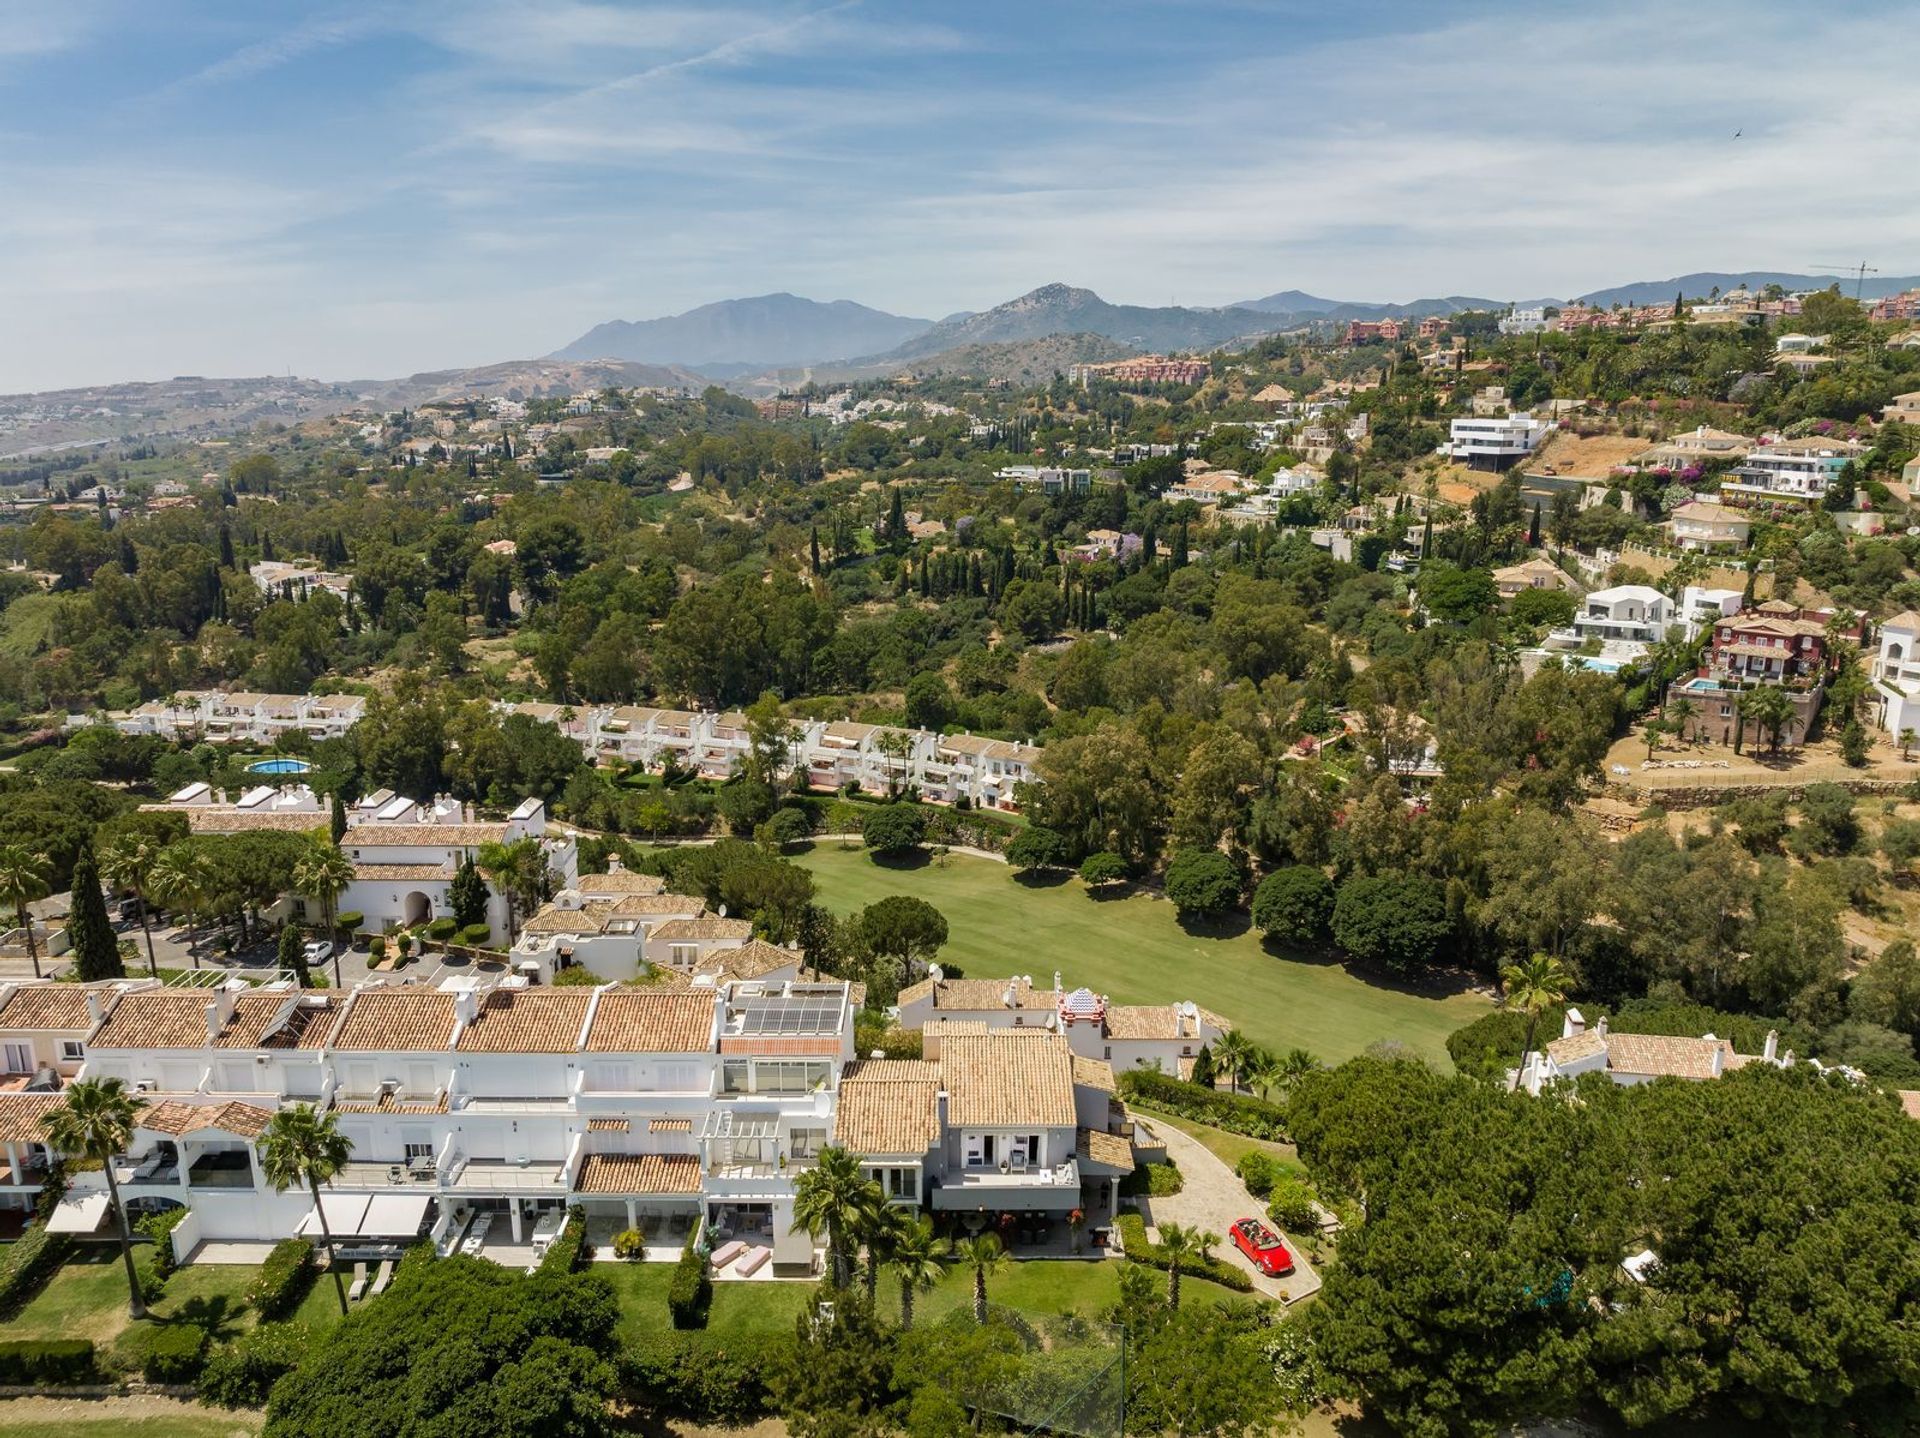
1132;1115;1322;1304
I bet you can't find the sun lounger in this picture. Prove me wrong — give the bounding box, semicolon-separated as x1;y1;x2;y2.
369;1259;394;1296
462;1214;493;1256
709;1239;746;1270
734;1246;770;1276
346;1262;369;1301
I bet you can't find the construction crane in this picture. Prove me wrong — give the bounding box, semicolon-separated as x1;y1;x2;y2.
1810;261;1879;301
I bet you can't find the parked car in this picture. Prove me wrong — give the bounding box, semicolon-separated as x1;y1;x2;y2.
303;939;333;962
1230;1217;1294;1276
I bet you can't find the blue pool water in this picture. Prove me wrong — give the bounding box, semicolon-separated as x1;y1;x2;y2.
247;757;313;774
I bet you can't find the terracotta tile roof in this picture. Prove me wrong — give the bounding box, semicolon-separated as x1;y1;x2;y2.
0;1093;61;1143
610;893;705;917
521;902;615;936
923;1018;988;1037
140;1099;275;1139
649;917;753;942
914;976;1049;1012
180;809;326;834
352;862;453;882
940;1033;1077;1129
455;990;592;1053
833;1060;941;1156
694;940;799;984
332;1092;446;1114
1602;1033;1732;1080
329;989;458;1051
1071;1055;1116;1093
587;1118;629;1132
578;871;666;897
1103;1004;1208;1041
583;991;715;1052
0;984;99;1032
1898;1091;1920;1121
1545;1030;1609;1065
89;991;297;1051
1077;1127;1134;1174
343;823;509;849
573;1152;701;1195
648;1118;693;1133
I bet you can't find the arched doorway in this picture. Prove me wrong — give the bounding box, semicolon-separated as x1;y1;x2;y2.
402;891;432;926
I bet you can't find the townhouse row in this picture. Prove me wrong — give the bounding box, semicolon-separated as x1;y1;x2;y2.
501;703;1042;811
0;966;1157;1271
70;690;368;744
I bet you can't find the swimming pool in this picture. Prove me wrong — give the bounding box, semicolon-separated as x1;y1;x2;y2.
247;757;313;774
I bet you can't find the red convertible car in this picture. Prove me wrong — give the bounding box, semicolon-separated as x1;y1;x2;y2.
1230;1217;1295;1277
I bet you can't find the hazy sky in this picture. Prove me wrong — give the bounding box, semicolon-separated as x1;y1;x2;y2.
3;0;1917;392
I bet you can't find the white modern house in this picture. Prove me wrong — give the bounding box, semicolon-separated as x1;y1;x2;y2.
1441;413;1555;471
1498;307;1550;335
994;466;1091;494
1871;610;1920;739
71;690;367;744
1720;438;1863;504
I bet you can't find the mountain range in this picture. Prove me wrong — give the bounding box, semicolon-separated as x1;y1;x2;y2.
550;293;933;371
1573;271;1920;308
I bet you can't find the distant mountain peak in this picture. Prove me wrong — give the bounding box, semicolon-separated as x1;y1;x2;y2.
550;294;933;369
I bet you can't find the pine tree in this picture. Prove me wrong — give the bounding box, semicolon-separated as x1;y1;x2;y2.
260;531;275;561
117;535;138;573
218;525;235;570
1172;520;1189;568
810;526;822;576
67;846;124;982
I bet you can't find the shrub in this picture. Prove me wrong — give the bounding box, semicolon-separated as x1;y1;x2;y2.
621;1331;784;1422
368;935;386;959
0;1339;96;1384
1079;851;1128;889
248;1238;316;1320
199;1324;304;1408
458;922;492;947
860;802;926;857
1236;1152;1280;1200
539;1209;588;1274
853;1012;923;1060
134;1249;169;1304
667;1234;711;1329
1267;1175;1319;1235
0;1225;72;1316
613;1229;646;1261
1163;849;1243;920
1121;1160;1185;1198
551;965;608;988
1113;1212;1252;1292
335;911;363;933
1118;1070;1289;1142
1251;866;1335;943
138;1205;191;1279
137;1322;209;1384
426;916;458;941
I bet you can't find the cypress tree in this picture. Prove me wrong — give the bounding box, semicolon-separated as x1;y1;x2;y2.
218;524;236;569
279;925;311;987
810;526;822;576
67;846;124;982
1528;501;1542;548
887;489;906;548
330;794;348;844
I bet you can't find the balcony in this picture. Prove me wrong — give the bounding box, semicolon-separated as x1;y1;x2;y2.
447;1158;570;1192
187;1152;255;1190
336;1159;439;1189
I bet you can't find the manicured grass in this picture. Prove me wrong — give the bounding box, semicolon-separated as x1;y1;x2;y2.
1131;1106;1307;1177
5;1250;342;1373
0;1402;261;1438
601;1254;1240;1339
791;846;1488;1066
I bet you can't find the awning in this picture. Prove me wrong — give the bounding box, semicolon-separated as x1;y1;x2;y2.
360;1192;432;1237
47;1190;110;1234
298;1193;371;1237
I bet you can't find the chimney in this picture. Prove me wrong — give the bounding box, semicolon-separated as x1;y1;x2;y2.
1763;1029;1778;1063
1003;981;1017;1009
455;989;478;1025
1562;1007;1585;1039
607;855;624;874
1054;970;1062;997
1711;1042;1725;1078
206;1000;224;1042
1596;1014;1608;1039
85;990;105;1027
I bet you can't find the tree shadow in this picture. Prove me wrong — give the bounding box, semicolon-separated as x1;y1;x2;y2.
158;1293;247;1344
1175;910;1252;940
1084;884;1132;902
1011;869;1072;890
871;849;931;871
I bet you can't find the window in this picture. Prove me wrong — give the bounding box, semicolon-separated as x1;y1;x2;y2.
2;1043;29;1073
589;1061;634;1092
1103;1045;1111;1059
669;944;698;967
60;1041;84;1063
790;1127;827;1160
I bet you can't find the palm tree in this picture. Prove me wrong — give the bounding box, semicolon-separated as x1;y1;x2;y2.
100;835;162;979
1901;728;1916;763
477;838;547;940
1156;1222;1215;1310
41;1079;148;1317
1278;1048;1322;1092
1667;696;1698;746
957;1232;1004;1323
887;1216;949;1329
791;1146;881;1288
1244;1048;1283;1104
1500;952;1573;1065
1740;684;1795;757
0;844;51;979
149;844;212;965
258;1104;354;1315
862;1202;908;1306
1212;1030;1253;1093
292;843;355;985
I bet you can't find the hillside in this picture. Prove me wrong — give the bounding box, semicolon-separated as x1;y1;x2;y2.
740;332;1141;393
1235;291;1509;320
550;293;933;368
1577;271;1920;307
348;357;706;407
875;283;1281;362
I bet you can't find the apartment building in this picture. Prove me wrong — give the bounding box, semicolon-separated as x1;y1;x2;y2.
148;785;576;937
1441;413;1555;471
71;690;368;744
1067;357;1210;386
1498;307;1550;335
1;973;857;1270
1721;437;1863;504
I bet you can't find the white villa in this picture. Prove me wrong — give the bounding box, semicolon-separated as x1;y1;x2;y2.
1720;437;1863;504
1667;500;1751;552
1871;611;1920;739
71;691;367;744
1515;1009;1790;1095
1440;413;1555;471
1565;585;1672;646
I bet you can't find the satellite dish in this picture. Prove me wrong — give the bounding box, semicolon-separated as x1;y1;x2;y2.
717;904;728;918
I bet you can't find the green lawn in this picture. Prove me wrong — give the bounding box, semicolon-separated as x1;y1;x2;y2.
4;1249;343;1374
791;845;1488;1066
602;1254;1239;1340
1132;1106;1307;1177
0;1402;260;1438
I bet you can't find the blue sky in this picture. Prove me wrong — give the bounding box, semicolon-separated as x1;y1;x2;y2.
3;0;1917;391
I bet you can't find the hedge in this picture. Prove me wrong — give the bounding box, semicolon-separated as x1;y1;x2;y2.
1118;1070;1289;1142
426;917;458;940
620;1332;784;1422
0;1226;72;1316
1235;1152;1281;1200
198;1324;304;1408
1120;1159;1184;1198
0;1339;96;1384
458;922;492;946
335;912;363;933
1113;1212;1253;1292
136;1323;209;1383
538;1209;587;1274
667;1234;711;1329
248;1238;316;1320
138;1205;191;1279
